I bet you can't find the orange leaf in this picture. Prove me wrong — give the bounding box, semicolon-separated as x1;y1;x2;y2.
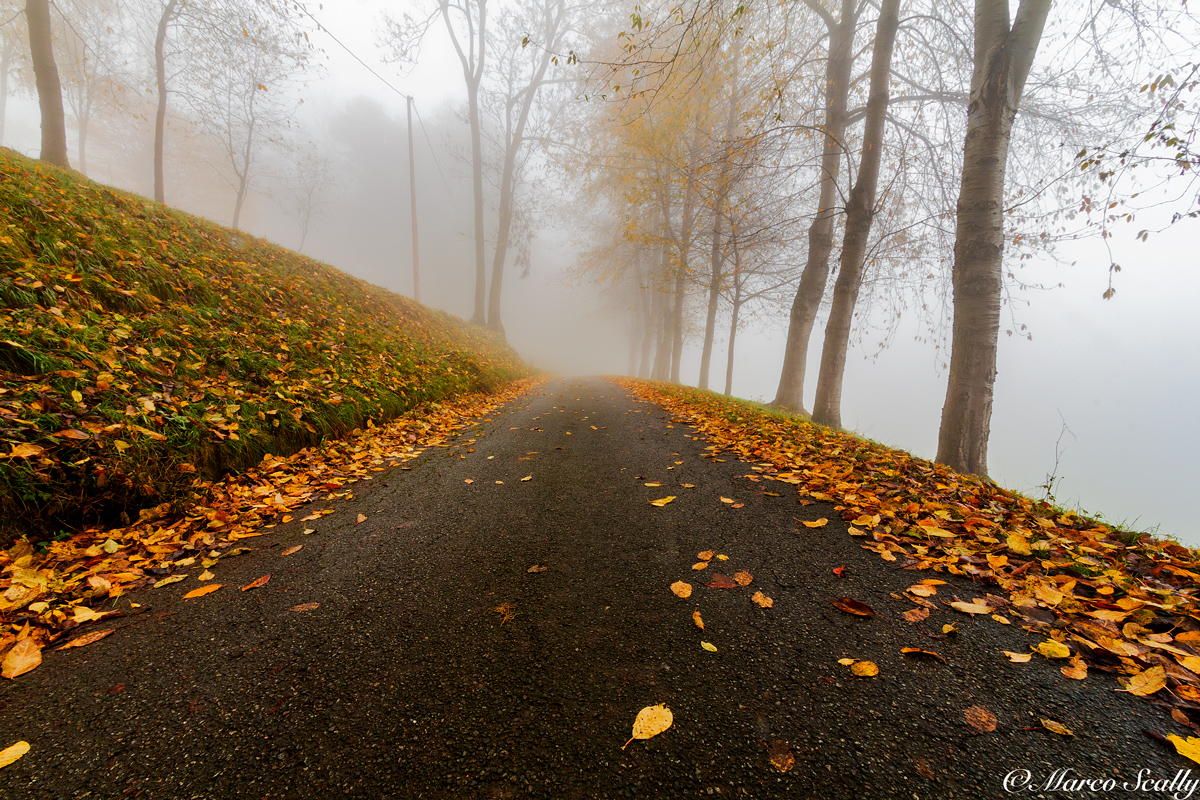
290;602;320;612
57;629;115;650
1;639;42;679
356;513;367;524
833;597;875;616
183;584;222;599
733;570;753;586
965;705;997;734
281;545;302;556
241;575;270;591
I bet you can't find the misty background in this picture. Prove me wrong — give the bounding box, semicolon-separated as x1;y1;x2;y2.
2;0;1196;544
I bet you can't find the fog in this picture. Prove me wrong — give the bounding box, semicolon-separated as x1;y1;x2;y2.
3;0;1196;545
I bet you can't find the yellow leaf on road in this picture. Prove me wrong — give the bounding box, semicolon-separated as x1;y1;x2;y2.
734;570;753;586
1061;658;1088;680
803;518;828;528
1041;719;1074;736
0;741;29;769
701;641;718;652
623;704;673;750
197;570;215;581
1003;651;1033;663
281;545;302;556
1;639;41;679
356;513;367;524
850;661;879;677
1169;735;1200;766
751;591;773;608
720;497;735;504
644;482;663;487
183;584;222;599
153;574;186;588
950;601;991;615
697;550;714;561
1121;665;1167;696
73;606;104;623
670;581;692;599
1034;640;1072;659
649;496;676;507
693;610;704;630
521;475;532;482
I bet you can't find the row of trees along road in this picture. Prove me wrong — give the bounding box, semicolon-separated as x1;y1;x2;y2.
13;0;1199;481
568;0;1197;479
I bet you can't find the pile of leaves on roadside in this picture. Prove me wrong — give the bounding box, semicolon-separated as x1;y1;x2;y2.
0;377;541;676
616;379;1200;712
0;148;528;543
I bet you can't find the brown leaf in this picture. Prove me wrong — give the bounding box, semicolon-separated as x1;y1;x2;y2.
693;610;704;630
56;629;115;650
1060;657;1088;680
751;591;774;608
901;647;946;663
2;639;42;679
733;570;753;586
697;550;714;561
290;602;320;612
707;573;739;589
1041;718;1074;736
833;597;875;616
183;584;222;599
356;513;367;524
527;565;548;573
965;705;997;734
691;561;709;570
281;545;302;556
241;575;270;591
903;607;931;623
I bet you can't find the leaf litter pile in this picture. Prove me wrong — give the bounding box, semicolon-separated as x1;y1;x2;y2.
617;378;1200;759
0;377;541;680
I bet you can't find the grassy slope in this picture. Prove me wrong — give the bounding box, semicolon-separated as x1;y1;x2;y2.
0;148;527;544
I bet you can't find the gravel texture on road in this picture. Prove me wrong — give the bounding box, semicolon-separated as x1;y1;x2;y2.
0;378;1190;799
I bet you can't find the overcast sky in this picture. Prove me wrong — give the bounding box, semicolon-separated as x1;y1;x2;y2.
4;0;1196;545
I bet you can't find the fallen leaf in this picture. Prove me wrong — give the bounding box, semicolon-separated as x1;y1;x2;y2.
751;591;773;608
623;703;673;750
6;443;44;459
991;614;1011;625
649;496;676;507
720;497;735;504
73;606;104;623
197;569;215;581
903;607;931;623
701;641;718;652
908;584;937;597
732;503;744;508
707;574;738;589
527;565;548;573
1034;640;1072;659
183;584;222;599
1003;651;1033;663
281;545;302;556
832;565;846;577
942;624;958;635
697;550;714;561
1041;719;1074;736
1121;665;1167;696
2;639;42;679
241;575;270;591
733;570;753;586
153;574;186;588
949;601;991;615
901;647;946;663
644;481;663;487
803;518;828;528
670;581;693;599
767;740;794;773
0;741;30;769
521;475;532;482
681;483;696;488
356;513;367;524
1007;534;1032;556
1061;657;1088;680
1174;709;1196;729
691;561;709;570
851;661;879;677
57;629;115;650
464;478;474;484
965;706;997;734
833;597;875;616
837;658;856;666
290;602;320;612
693;610;704;630
716;554;729;561
1169;735;1200;766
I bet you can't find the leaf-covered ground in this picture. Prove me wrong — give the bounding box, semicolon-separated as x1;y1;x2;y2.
614;378;1200;749
0;148;527;543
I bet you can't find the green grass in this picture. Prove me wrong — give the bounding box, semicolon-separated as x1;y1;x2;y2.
0;148;528;545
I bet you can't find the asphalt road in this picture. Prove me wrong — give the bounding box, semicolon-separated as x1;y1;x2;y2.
0;378;1190;799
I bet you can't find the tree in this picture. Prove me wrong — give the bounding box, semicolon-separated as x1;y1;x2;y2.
151;0;181;202
0;3;25;144
811;0;901;428
770;0;860;413
25;0;69;167
935;0;1050;477
56;0;130;175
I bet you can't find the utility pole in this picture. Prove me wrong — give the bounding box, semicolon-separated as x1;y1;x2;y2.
407;95;421;304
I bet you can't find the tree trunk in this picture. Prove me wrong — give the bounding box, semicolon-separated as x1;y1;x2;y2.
154;0;180;204
468;82;486;324
697;211;723;390
651;261;671;381
723;234;743;397
1;38;15;143
638;285;655;378
26;0;69;169
770;0;856;412
812;0;901;429
670;158;698;384
936;0;1051;477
